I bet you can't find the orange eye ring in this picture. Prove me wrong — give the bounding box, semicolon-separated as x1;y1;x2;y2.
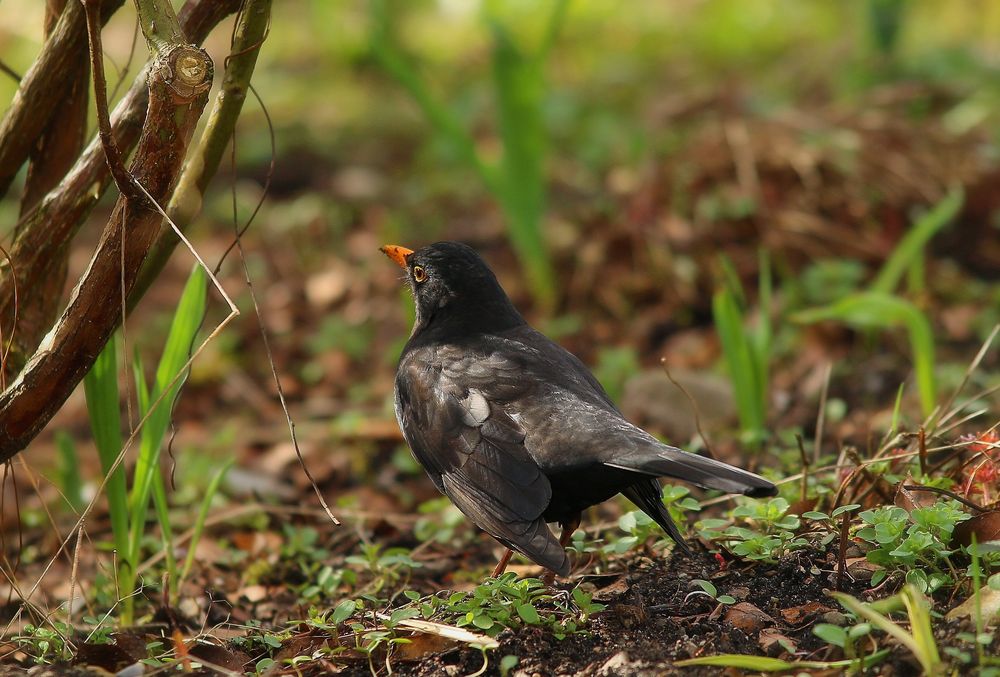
412;266;427;283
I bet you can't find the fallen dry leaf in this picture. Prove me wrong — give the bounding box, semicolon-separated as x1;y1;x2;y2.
846;557;883;582
394;632;462;661
780;600;833;625
952;510;1000;548
759;627;798;656
593;577;632;602
723;602;775;633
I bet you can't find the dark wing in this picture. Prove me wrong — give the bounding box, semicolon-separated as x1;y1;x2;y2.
395;345;569;575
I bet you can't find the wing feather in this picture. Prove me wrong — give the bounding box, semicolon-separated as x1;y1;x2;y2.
395;345;568;574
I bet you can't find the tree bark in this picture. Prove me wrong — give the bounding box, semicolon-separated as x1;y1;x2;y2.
19;0;90;216
0;0;241;462
0;0;240;376
0;0;124;198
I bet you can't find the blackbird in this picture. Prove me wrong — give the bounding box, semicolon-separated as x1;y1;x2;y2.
382;241;777;577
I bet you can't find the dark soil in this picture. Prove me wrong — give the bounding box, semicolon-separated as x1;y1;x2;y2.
292;548;900;676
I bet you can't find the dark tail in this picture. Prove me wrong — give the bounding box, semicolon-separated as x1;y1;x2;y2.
607;444;777;498
622;480;694;556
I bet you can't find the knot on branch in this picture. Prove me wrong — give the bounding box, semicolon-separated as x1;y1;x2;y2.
158;45;213;101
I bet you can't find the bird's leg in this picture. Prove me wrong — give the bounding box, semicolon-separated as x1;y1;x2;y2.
491;548;514;578
543;514;582;585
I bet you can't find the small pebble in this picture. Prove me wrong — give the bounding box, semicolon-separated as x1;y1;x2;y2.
821;611;849;626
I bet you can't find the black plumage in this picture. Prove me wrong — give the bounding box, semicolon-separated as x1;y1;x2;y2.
383;241;777;577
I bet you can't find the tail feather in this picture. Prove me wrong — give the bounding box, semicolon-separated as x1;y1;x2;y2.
607;444;777;498
622;480;694;556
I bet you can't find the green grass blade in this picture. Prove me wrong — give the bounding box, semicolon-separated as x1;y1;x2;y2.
674;649;890;671
178;458;234;593
369;0;493;184
871;186;962;294
900;585;941;674
152;470;176;582
537;0;570;57
370;0;559;308
713;287;765;444
831;591;922;663
753;249;772;431
55;432;84;513
83;337;129;565
128;265;207;572
674;654;795;670
793;292;936;416
490;18;555;308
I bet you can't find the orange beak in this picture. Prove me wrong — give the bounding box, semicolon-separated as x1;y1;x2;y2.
380;244;413;269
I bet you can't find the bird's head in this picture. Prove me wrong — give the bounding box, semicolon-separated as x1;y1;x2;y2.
381;241;525;337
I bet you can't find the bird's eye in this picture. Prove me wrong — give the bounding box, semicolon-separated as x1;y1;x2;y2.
412;266;427;283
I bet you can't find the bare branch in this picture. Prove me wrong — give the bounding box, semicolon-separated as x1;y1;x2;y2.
133;0;273;302
19;0;89;215
0;0;241;376
0;1;241;461
133;0;186;57
83;0;144;204
0;0;124;198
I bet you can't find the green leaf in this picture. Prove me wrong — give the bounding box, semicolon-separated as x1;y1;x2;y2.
499;654;519;676
713;283;767;444
831;587;940;676
692;579;717;597
516;603;541;625
389;607;422;626
472;613;494;630
332;599;357;625
814;623;848;647
832;504;862;518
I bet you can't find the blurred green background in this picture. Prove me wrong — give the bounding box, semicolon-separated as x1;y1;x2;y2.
1;0;999;606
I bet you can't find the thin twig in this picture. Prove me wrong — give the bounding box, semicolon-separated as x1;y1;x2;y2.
917;426;927;477
0;243;16;389
795;433;810;504
814;361;832;463
107;13;142;102
659;358;716;458
928;415;999;475
120;201;135;431
938;407;991;438
227;119;338;526
20;142;240;618
0;59;21;82
211;82;275;268
68;522;85;627
81;0;144;204
931;323;999;432
902;485;985;513
836;510;849;591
